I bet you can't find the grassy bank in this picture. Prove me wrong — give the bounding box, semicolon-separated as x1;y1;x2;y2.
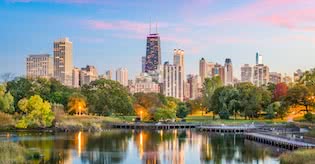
280;149;315;164
185;115;287;125
55;115;126;131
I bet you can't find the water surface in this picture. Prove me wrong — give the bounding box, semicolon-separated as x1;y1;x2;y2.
0;130;284;164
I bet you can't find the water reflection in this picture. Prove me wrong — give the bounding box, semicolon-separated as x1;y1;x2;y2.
0;130;282;164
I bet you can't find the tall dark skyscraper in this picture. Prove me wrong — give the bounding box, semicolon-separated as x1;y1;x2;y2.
145;33;161;72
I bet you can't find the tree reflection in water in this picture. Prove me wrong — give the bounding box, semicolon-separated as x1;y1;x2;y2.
1;130;283;163
199;133;281;164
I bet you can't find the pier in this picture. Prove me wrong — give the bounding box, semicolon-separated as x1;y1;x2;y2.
245;133;315;150
197;125;257;133
110;123;199;130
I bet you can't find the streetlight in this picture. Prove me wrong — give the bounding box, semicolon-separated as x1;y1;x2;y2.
78;105;81;115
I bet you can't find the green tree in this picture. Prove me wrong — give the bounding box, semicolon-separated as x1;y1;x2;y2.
285;85;313;112
16;95;55;128
81;79;133;116
133;92;167;120
265;102;281;119
0;85;14;113
202;76;223;115
154;108;176;121
210;86;239;120
176;102;189;118
304;112;313;122
6;77;76;108
236;83;271;119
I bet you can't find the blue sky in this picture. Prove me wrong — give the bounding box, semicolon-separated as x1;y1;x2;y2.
1;0;315;79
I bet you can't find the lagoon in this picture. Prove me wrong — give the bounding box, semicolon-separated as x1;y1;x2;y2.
0;130;284;164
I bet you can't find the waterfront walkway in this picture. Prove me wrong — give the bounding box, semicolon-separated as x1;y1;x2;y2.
197;125;257;133
245;133;315;150
110;123;199;130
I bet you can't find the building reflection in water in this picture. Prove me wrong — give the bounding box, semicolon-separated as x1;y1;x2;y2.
133;130;188;164
0;130;283;163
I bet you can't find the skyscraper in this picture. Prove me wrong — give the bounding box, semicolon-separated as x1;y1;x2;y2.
26;54;53;79
269;72;282;84
141;56;146;73
212;63;225;83
186;74;202;100
80;65;98;86
116;68;128;86
53;37;73;86
145;33;161;72
253;64;269;86
163;62;183;101
199;58;215;83
105;70;113;80
282;75;293;84
173;49;185;99
241;64;253;83
72;67;80;88
224;58;233;85
256;52;263;65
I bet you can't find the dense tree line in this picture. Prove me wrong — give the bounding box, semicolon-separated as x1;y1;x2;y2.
202;70;315;120
1;69;315;127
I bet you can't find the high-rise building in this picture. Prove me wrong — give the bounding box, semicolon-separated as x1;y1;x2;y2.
116;68;128;86
145;33;161;72
80;65;98;86
72;67;80;88
141;56;146;73
173;49;185;100
269;72;282;84
163;62;183;101
253;64;269;86
105;70;113;80
130;73;160;94
212;63;225;83
199;58;215;83
26;54;53;79
53;37;73;86
224;58;233;85
241;64;253;83
186;74;202;100
256;52;263;65
283;75;293;84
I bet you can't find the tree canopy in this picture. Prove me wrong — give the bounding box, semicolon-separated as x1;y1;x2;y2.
81;79;133;116
16;95;55;128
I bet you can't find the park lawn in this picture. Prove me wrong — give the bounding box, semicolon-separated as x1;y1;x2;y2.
280;149;315;164
185;115;287;125
114;115;137;122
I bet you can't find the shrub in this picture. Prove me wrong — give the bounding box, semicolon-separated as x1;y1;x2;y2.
0;112;15;129
304;112;313;122
280;149;315;164
154;108;176;121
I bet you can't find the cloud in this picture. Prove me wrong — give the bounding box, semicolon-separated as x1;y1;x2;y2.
84;20;170;35
192;0;315;32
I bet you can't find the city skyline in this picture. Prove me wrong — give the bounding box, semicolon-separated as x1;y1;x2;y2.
1;0;315;79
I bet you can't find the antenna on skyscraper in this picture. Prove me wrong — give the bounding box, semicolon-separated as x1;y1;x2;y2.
156;21;158;33
149;17;152;34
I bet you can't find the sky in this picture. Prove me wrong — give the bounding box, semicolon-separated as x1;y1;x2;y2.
1;0;315;79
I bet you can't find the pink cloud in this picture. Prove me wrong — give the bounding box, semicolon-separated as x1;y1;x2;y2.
84;20;169;34
261;8;315;31
193;0;315;32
